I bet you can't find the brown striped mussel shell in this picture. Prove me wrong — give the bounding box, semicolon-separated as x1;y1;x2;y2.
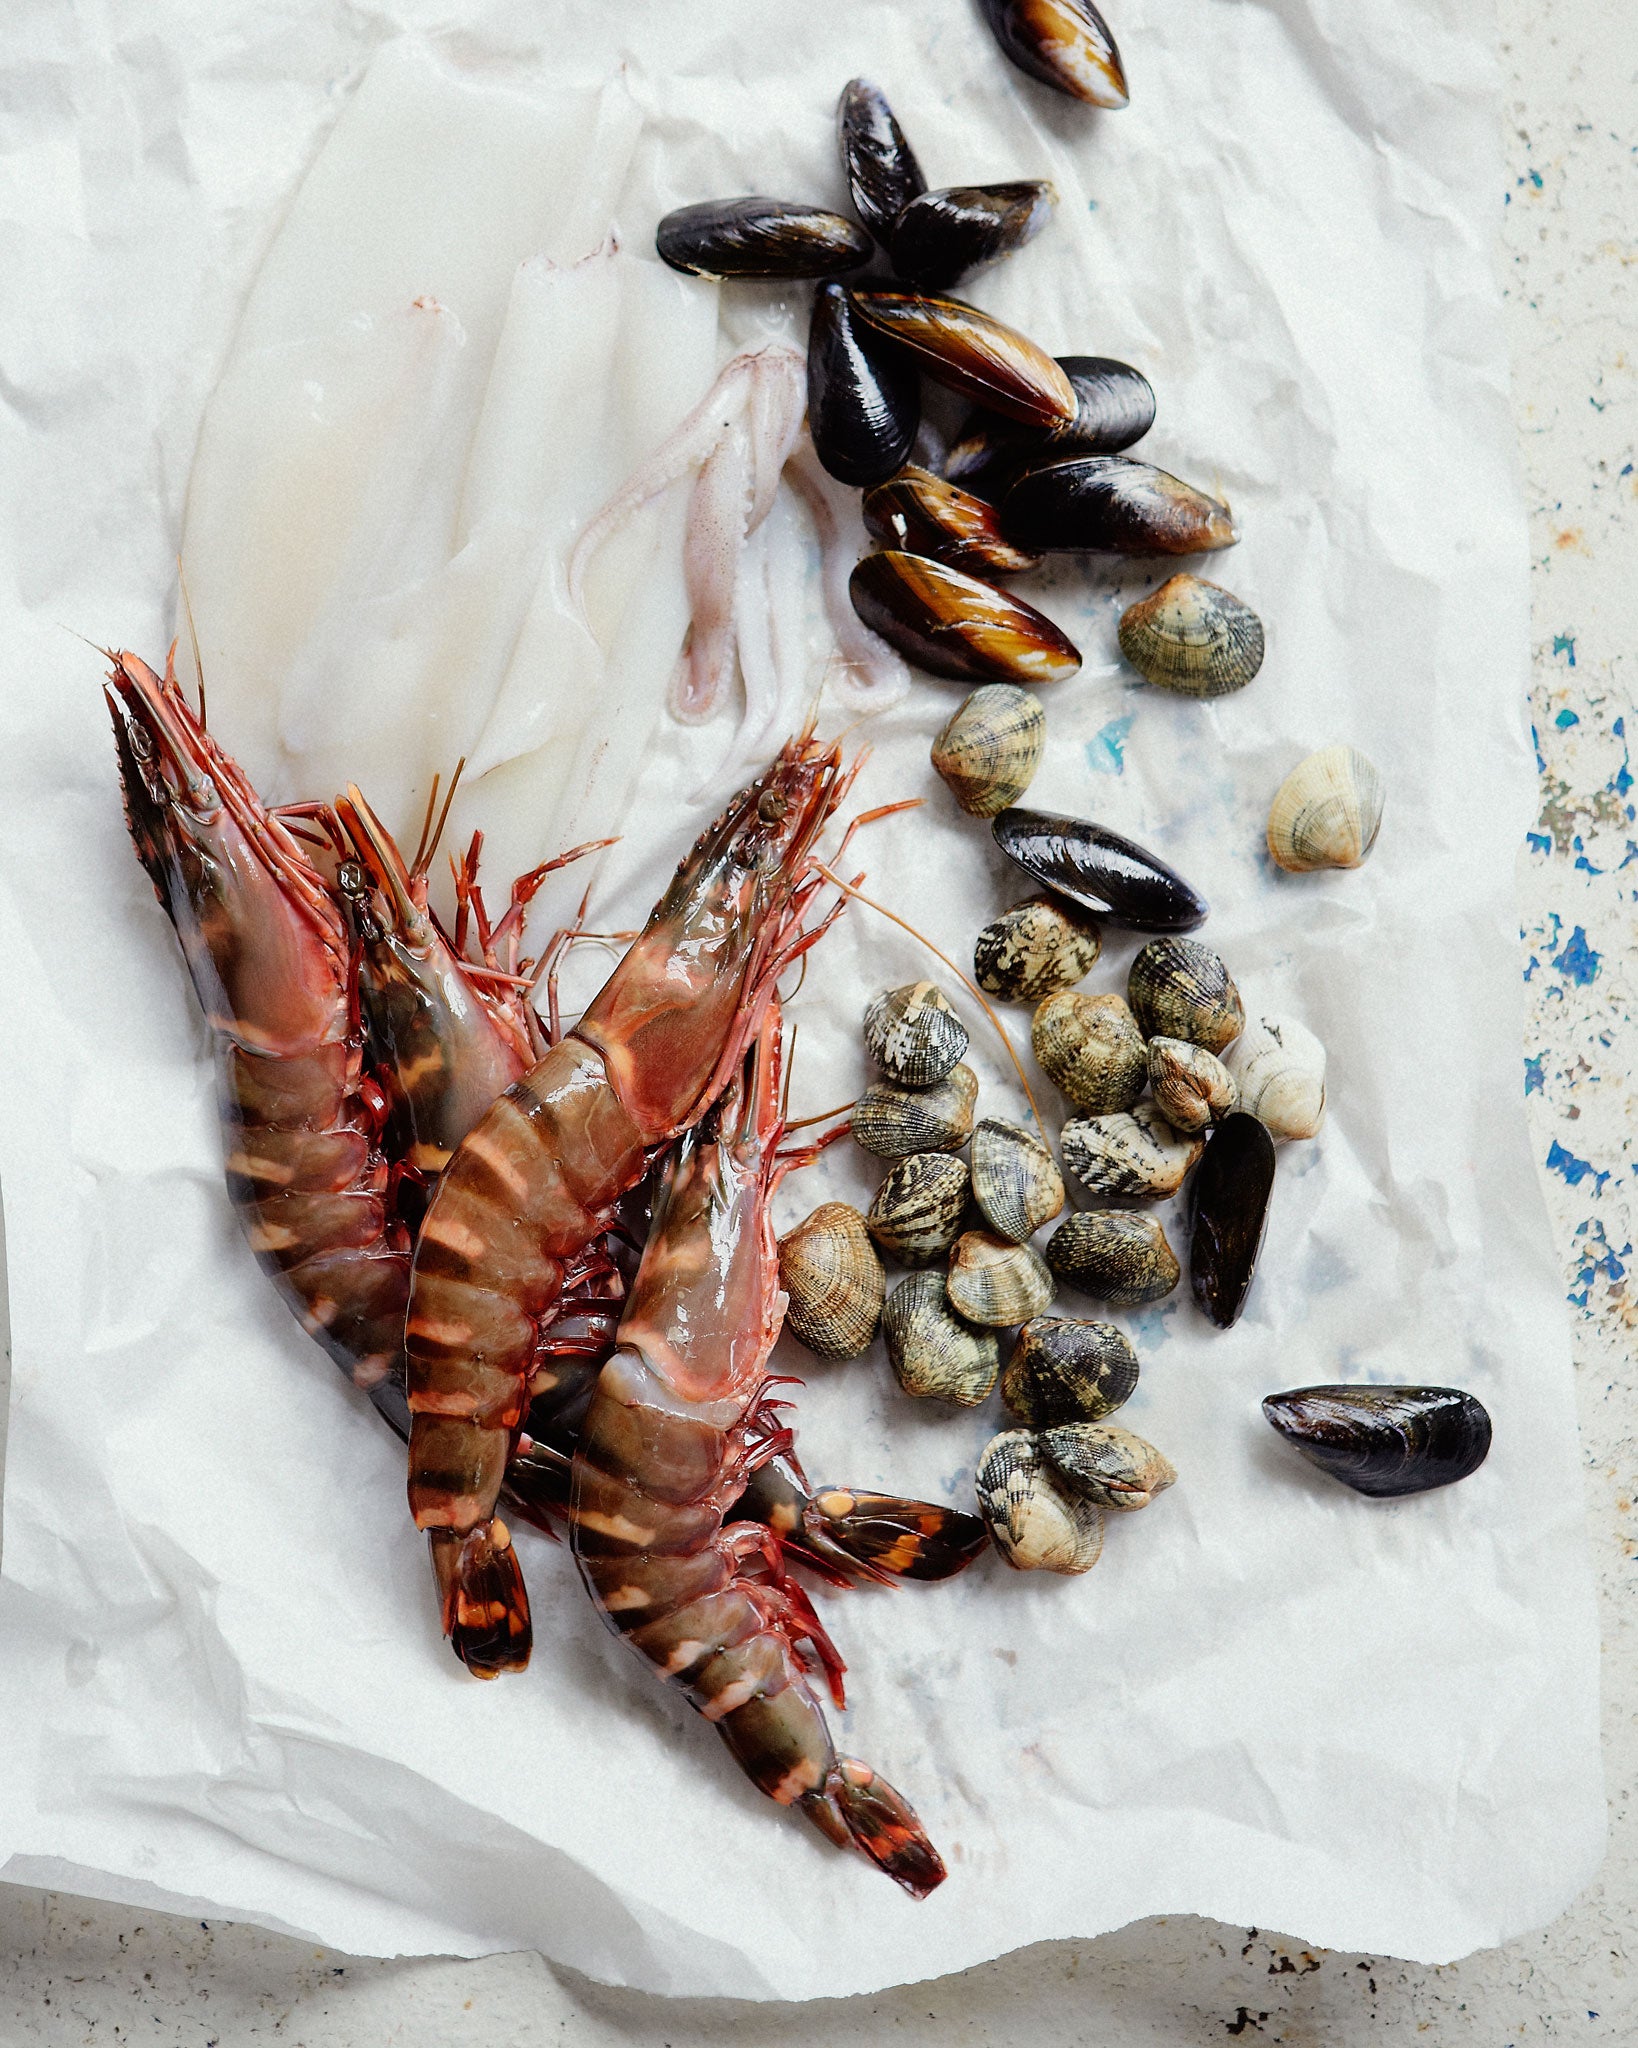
657;196;872;279
778;1202;886;1358
1031;990;1148;1114
864;466;1042;577
852;1063;979;1157
931;685;1046;818
978;0;1130;109
849;550;1080;685
973;895;1103;1003
851;289;1077;427
867;1152;972;1266
947;357;1157;496
1003;454;1238;555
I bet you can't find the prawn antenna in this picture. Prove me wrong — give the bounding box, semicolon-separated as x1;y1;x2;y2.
412;758;467;879
176;556;207;730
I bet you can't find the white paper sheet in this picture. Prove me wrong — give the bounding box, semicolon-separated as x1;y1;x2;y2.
0;0;1603;2002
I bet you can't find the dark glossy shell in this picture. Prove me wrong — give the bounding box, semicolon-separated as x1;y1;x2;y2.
851;290;1076;428
838;79;926;245
1189;1111;1275;1330
851;1063;979;1157
1046;1210;1179;1307
1003;454;1237;555
1001;1316;1139;1424
656;197;872;279
1127;937;1244;1052
807;282;921;488
1261;1385;1493;1499
891;181;1057;291
863;466;1041;576
946;357;1157;495
974;895;1102;1002
979;0;1130;108
850;551;1080;685
932;685;1046;818
993;807;1209;932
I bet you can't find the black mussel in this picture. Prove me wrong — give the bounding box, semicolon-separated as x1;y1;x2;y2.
979;0;1129;109
838;79;926;245
1188;1111;1275;1330
1004;454;1237;555
808;283;921;487
851;289;1076;428
656;197;872;280
850;552;1080;686
891;181;1057;291
992;808;1209;932
863;465;1041;576
1262;1386;1493;1499
949;356;1155;496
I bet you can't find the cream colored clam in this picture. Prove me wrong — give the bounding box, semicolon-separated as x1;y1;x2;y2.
931;684;1046;818
1224;1014;1326;1141
1266;744;1384;872
1147;1036;1238;1135
976;1430;1105;1574
947;1230;1055;1326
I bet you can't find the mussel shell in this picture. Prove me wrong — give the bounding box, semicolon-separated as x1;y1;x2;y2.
866;1152;972;1265
851;289;1077;428
976;1429;1106;1573
973;895;1103;1002
947;1229;1055;1326
1119;574;1264;697
1039;1423;1176;1511
1126;936;1243;1053
993;807;1209;932
851;1063;979;1157
1001;1316;1139;1425
1148;1036;1238;1134
1060;1101;1202;1199
1002;454;1237;555
946;356;1157;494
838;79;926;245
978;0;1130;109
808;282;921;488
778;1202;886;1358
864;466;1042;577
970;1118;1066;1241
1046;1209;1180;1307
931;685;1046;818
891;180;1057;292
1261;1385;1492;1498
657;197;872;279
1266;744;1385;873
1031;990;1148;1115
883;1270;1001;1404
863;980;969;1086
850;550;1081;685
1189;1111;1275;1330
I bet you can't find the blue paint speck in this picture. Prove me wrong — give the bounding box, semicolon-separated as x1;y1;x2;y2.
1555;707;1579;727
1568;1219;1627;1308
1552;634;1577;667
1086;715;1134;775
1527;831;1552;856
1530;168;1544;188
1553;925;1601;984
1524;1055;1544;1095
1547;1141;1608;1194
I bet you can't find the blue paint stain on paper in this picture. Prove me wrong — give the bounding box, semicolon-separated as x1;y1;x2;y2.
1524;1055;1544;1095
1568;1219;1627;1309
1527;831;1552;856
1547;1141;1608;1194
1555;707;1579;726
1086;716;1134;775
1553;925;1601;983
1553;633;1577;668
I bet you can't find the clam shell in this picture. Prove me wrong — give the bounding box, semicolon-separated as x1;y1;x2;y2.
864;467;1042;577
947;356;1156;494
1261;1385;1492;1498
883;1270;1001;1404
1223;1015;1326;1141
1046;1210;1180;1306
1002;454;1238;555
851;1063;979;1157
1002;1317;1140;1425
1126;936;1243;1052
970;1118;1066;1241
975;1430;1106;1574
973;895;1103;1002
1148;1036;1238;1134
1060;1101;1202;1199
891;180;1057;292
778;1203;886;1358
947;1229;1055;1326
866;1152;971;1265
849;550;1081;685
1266;744;1384;873
977;0;1129;109
838;79;926;246
1031;990;1147;1114
1040;1423;1176;1511
657;197;872;279
931;686;1046;817
1189;1111;1276;1330
850;289;1077;428
863;980;969;1086
1118;575;1264;698
993;807;1209;933
808;281;921;488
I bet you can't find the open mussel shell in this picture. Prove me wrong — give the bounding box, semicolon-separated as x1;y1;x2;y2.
947;1229;1055;1326
852;1063;978;1158
1148;1036;1238;1135
851;289;1076;428
932;685;1046;818
1002;1317;1139;1425
1003;455;1237;556
1266;744;1385;873
1060;1101;1202;1200
978;0;1130;108
1189;1111;1275;1330
1040;1423;1175;1511
1046;1210;1180;1307
884;1270;1001;1404
867;1152;971;1265
1127;936;1243;1053
1119;574;1264;698
1262;1386;1492;1498
778;1202;886;1358
974;895;1102;1003
850;550;1081;685
976;1430;1106;1573
838;79;926;246
864;466;1042;577
891;180;1057;292
971;1118;1066;1241
808;282;921;488
993;808;1209;933
1032;990;1147;1114
947;356;1157;495
657;197;872;279
1224;1015;1325;1141
864;980;969;1086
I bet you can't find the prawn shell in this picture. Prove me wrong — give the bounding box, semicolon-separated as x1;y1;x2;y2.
884;1270;1002;1404
973;895;1103;1002
993;807;1209;932
978;0;1130;109
850;550;1081;685
890;180;1057;292
656;196;872;279
838;79;927;246
863;980;969;1086
1002;454;1238;555
778;1202;886;1358
1001;1316;1140;1425
850;289;1077;428
976;1429;1106;1573
931;685;1047;818
864;466;1042;577
1046;1209;1180;1307
808;282;921;488
867;1152;972;1265
1188;1111;1276;1330
1119;574;1264;697
852;1064;979;1157
947;1229;1055;1326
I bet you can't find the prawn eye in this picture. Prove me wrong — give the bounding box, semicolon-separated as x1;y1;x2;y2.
337;860;367;897
758;788;788;825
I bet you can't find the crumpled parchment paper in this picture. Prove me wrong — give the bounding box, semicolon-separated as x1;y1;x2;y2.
0;0;1603;2002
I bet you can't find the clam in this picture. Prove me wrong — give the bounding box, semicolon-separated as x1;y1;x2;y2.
838;79;926;246
883;1270;1001;1404
864;467;1042;577
1060;1101;1202;1199
864;980;969;1086
1189;1111;1275;1330
1002;1316;1140;1425
778;1203;886;1358
931;685;1046;817
993;808;1209;933
849;550;1081;685
1126;936;1243;1052
976;1430;1106;1574
867;1152;971;1265
1031;991;1147;1114
973;895;1103;1003
657;197;872;279
947;1229;1055;1326
891;180;1057;292
1266;744;1384;873
808;281;921;487
978;0;1129;109
1148;1036;1238;1134
1119;574;1264;698
1040;1423;1176;1511
1046;1210;1180;1306
970;1118;1066;1241
850;289;1076;428
947;356;1156;495
852;1063;978;1157
1002;454;1237;555
1261;1385;1493;1498
1224;1015;1326;1141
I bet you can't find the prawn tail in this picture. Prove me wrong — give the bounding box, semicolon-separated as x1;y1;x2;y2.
428;1524;532;1679
792;1490;990;1586
803;1758;947;1900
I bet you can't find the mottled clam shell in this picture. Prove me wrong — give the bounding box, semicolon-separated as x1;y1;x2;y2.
808;281;921;488
1046;1209;1180;1306
973;895;1103;1002
1118;575;1264;698
993;808;1209;933
1223;1015;1326;1141
1266;744;1385;873
1002;455;1238;556
864;467;1042;577
1039;1423;1176;1511
1189;1111;1276;1330
946;357;1156;495
1001;1316;1139;1425
778;1202;886;1358
976;1430;1106;1574
978;0;1128;107
838;79;926;246
947;1229;1055;1326
1148;1036;1239;1134
932;686;1046;818
657;197;872;279
1060;1100;1202;1199
1032;990;1147;1114
850;550;1081;685
850;290;1077;428
864;980;969;1086
1261;1385;1492;1498
883;1270;1002;1404
890;180;1057;292
852;1064;979;1157
866;1152;971;1265
970;1118;1066;1242
1126;936;1244;1052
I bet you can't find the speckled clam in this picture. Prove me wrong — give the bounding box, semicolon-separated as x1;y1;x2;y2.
973;896;1103;1003
866;1152;971;1266
1060;1101;1202;1199
1224;1016;1326;1141
777;1203;886;1359
864;981;969;1086
1040;1424;1176;1511
1261;1385;1493;1499
883;1270;1002;1404
1046;1209;1180;1307
947;1230;1055;1326
931;686;1046;818
849;551;1081;686
1001;1317;1140;1425
1266;744;1385;873
976;1430;1106;1575
1126;937;1243;1053
1031;990;1147;1114
852;1064;979;1158
970;1118;1066;1241
1118;575;1264;698
1148;1036;1238;1134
